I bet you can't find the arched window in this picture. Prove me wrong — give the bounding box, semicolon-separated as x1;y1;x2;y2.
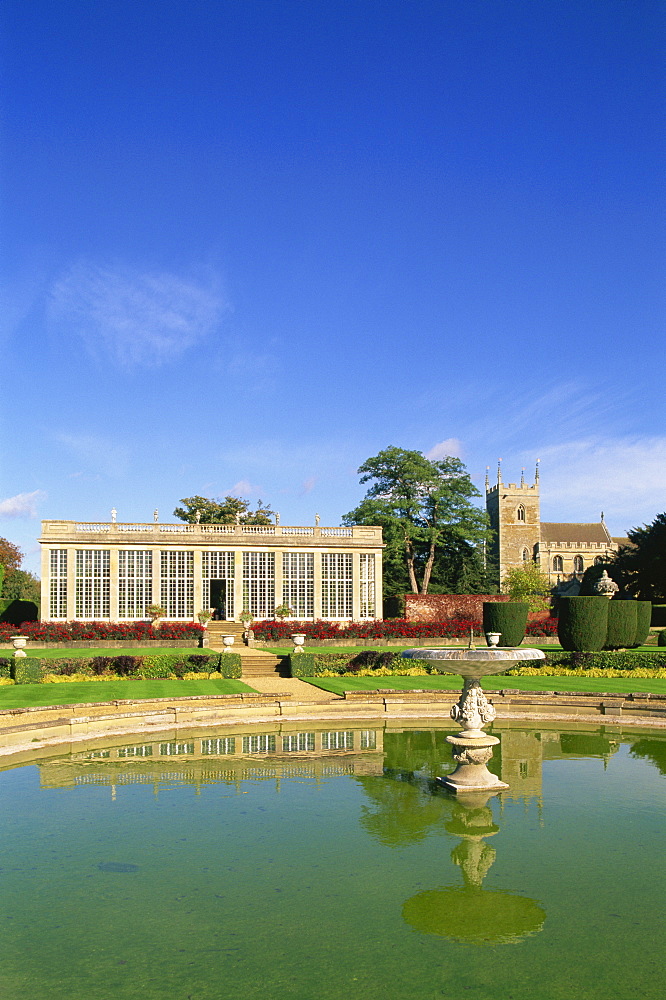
553;556;563;573
594;556;604;566
573;555;584;574
522;547;529;562
517;504;525;522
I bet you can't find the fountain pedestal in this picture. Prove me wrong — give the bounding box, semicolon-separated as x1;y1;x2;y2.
402;645;545;793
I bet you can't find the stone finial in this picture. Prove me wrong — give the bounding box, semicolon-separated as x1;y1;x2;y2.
315;513;320;526
195;509;201;523
520;467;525;486
497;459;502;485
594;570;619;599
111;508;117;523
485;466;490;491
275;512;280;525
153;509;159;522
535;459;540;483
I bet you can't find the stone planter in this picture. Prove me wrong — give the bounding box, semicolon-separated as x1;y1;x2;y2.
291;633;306;653
10;636;29;658
222;635;235;652
485;632;501;648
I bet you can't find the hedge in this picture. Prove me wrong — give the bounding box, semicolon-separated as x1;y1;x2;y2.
2;652;242;683
541;650;666;671
634;602;652;647
0;599;39;624
287;650;432;677
482;603;528;647
558;598;608;651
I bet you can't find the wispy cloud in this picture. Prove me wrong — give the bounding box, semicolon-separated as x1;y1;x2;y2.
301;476;317;494
54;432;130;479
0;490;45;518
48;262;227;369
426;438;462;460
534;436;666;535
228;479;258;497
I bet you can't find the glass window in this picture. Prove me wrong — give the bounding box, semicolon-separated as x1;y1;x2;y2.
118;550;152;619
75;549;110;619
321;553;353;619
282;552;314;619
49;549;67;619
160;551;194;619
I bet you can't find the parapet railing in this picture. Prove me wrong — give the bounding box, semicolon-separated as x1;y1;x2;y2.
41;521;379;540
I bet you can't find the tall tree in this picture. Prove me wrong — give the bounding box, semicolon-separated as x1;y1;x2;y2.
343;446;489;595
0;536;40;602
612;512;666;601
174;495;274;525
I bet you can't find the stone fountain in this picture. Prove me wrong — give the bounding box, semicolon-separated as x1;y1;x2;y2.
402;636;545;793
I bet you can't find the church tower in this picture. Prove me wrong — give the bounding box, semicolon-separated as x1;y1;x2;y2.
486;461;541;585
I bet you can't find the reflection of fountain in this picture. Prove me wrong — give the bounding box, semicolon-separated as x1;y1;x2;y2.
402;643;545;793
402;793;546;944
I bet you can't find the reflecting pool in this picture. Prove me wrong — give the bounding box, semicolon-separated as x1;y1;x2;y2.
1;721;664;1000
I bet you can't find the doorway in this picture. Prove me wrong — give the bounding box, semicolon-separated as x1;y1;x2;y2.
209;579;227;620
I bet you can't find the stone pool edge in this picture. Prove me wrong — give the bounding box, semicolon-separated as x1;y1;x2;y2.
1;687;665;760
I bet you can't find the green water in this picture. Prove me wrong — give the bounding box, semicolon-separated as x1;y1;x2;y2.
0;721;664;1000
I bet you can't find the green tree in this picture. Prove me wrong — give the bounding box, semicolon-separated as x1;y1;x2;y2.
0;568;40;603
612;512;666;601
343;446;489;595
0;536;23;575
0;537;40;602
501;563;552;614
173;495;274;525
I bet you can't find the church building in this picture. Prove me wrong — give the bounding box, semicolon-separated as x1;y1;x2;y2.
486;462;626;587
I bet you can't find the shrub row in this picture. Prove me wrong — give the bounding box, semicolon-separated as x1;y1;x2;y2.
254;616;559;642
558;599;653;651
4;652;241;684
0;620;204;642
284;647;666;679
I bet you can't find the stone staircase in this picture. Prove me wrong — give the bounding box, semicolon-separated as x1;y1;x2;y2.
205;622;284;678
205;622;246;649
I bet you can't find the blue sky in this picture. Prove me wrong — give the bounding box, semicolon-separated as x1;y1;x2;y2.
1;0;663;575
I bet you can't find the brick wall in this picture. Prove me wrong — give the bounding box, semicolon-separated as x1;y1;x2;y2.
405;594;509;622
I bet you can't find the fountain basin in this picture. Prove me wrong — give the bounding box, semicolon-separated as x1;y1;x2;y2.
402;646;545;678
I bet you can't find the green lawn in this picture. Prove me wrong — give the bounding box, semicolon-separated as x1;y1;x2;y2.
0;678;254;709
7;647;206;660
305;674;666;696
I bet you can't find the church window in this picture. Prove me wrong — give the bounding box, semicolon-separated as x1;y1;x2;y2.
553;556;563;573
517;504;525;522
522;547;529;562
573;555;584;573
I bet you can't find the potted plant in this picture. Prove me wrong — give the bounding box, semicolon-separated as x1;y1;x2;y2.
239;610;254;641
274;603;294;620
146;603;167;629
197;610;213;627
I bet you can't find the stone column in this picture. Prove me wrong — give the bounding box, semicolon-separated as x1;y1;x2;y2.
67;547;77;620
192;548;203;621
352;551;361;622
233;550;244;620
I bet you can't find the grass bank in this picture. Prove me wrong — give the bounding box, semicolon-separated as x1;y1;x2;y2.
0;678;254;709
305;675;666;696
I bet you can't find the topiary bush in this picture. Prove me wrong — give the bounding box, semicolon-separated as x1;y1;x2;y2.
605;601;638;650
633;602;652;647
287;653;316;678
557;597;609;651
11;658;43;684
482;602;529;647
658;631;666;647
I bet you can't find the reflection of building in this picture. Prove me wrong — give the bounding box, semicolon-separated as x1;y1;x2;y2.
39;519;383;622
38;724;385;794
486;463;626;586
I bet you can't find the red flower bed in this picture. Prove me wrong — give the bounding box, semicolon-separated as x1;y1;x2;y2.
0;621;204;642
252;615;559;642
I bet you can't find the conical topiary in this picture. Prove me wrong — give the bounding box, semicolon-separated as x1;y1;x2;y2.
557;597;608;651
482;602;529;647
605;600;638;650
